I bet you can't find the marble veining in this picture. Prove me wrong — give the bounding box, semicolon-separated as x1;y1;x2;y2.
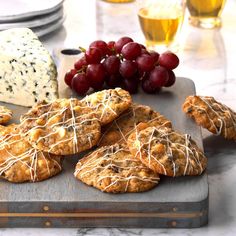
0;0;236;235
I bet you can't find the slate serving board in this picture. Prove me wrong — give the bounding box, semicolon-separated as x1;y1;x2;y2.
0;50;208;228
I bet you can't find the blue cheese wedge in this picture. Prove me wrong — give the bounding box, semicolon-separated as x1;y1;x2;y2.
0;28;58;107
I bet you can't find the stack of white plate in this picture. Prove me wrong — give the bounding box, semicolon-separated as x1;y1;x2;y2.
0;0;65;37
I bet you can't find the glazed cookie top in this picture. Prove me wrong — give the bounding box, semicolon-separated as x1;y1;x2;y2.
74;143;159;193
98;103;172;147
127;124;207;177
19;98;101;155
81;88;132;126
0;124;62;183
0;105;12;124
183;95;236;141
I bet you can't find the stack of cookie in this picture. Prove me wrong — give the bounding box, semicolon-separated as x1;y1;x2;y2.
74;93;235;193
74;90;209;193
0;88;132;183
0;89;234;193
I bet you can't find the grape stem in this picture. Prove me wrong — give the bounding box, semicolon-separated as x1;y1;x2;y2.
119;54;124;61
77;68;87;74
79;46;86;53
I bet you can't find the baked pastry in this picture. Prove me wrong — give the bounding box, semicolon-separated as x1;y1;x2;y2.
0;106;12;124
19;98;101;155
74;143;159;193
98;103;172;146
183;95;236;141
0;124;62;183
81;88;132;126
127;123;207;177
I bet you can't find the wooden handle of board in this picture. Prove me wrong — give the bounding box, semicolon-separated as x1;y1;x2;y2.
53;48;82;98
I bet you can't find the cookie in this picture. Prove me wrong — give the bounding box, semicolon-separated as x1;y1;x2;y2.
183;96;236;141
98;103;172;146
74;143;159;193
81;88;132;126
127;124;207;177
0;106;12;124
0;124;62;183
19;98;101;155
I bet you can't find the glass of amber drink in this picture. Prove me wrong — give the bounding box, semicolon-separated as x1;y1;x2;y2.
137;0;186;52
187;0;226;29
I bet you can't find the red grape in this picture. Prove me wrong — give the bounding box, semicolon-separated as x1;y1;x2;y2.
91;81;104;91
149;51;159;63
86;64;106;90
149;66;169;88
122;78;139;94
89;40;108;57
121;42;142;60
108;41;115;49
136;55;155;72
106;73;122;88
141;48;150;55
115;37;133;53
65;38;179;95
74;56;88;71
141;78;157;94
85;47;102;64
119;60;138;79
165;70;176;87
158;51;179;70
103;55;120;75
107;41;116;55
64;69;77;88
72;73;90;95
139;44;146;49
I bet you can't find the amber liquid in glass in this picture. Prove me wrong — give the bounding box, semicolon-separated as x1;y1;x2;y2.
187;0;226;28
138;7;184;47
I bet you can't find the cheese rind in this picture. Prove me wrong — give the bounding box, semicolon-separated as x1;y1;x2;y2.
0;28;58;107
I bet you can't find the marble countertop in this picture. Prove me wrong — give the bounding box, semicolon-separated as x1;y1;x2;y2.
1;0;236;235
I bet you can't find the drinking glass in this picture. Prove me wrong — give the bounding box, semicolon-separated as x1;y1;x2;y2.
137;0;186;52
187;0;226;29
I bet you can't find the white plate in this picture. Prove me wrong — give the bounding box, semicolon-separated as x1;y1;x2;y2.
33;15;65;38
0;7;64;30
0;0;64;22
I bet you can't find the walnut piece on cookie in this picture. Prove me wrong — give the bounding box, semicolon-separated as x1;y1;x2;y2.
19;98;101;155
81;88;132;126
183;95;236;141
127;124;207;177
0;105;12;124
74;143;159;193
0;124;62;183
98;103;172;147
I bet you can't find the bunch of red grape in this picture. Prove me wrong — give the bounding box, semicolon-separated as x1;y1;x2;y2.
64;37;179;95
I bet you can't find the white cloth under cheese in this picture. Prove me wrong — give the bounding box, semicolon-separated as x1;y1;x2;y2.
0;28;58;107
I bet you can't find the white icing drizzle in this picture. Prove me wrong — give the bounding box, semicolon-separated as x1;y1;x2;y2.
69;98;79;153
19;98;100;154
0;128;61;182
183;134;190;176
133;126;206;177
82;88;130;124
191;96;236;137
74;144;159;192
98;104;171;145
